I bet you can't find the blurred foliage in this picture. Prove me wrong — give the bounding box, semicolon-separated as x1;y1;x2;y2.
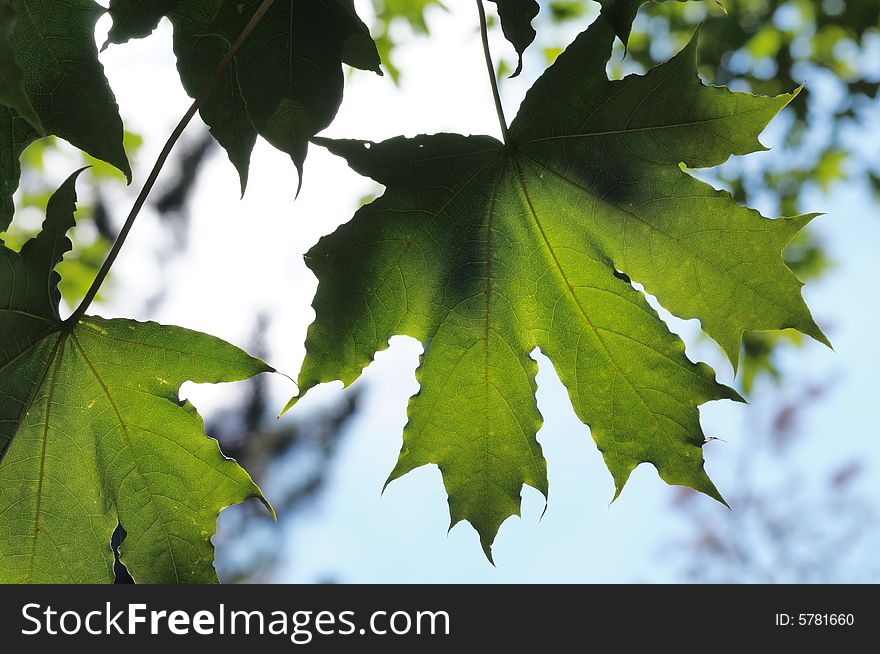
369;0;447;82
370;0;877;390
1;131;142;307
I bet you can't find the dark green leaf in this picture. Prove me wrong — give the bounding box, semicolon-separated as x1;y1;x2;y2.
338;0;384;73
8;0;130;177
169;3;258;194
106;0;382;191
0;0;131;230
488;0;540;77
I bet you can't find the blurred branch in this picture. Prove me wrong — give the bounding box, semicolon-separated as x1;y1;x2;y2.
209;316;363;583
667;377;879;583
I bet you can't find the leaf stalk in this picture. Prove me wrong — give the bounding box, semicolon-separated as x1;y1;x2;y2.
475;0;512;148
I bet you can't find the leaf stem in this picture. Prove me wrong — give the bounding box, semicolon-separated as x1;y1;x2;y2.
475;0;511;148
68;0;276;325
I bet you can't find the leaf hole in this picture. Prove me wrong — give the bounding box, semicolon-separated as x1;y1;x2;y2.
111;523;134;584
612;268;632;285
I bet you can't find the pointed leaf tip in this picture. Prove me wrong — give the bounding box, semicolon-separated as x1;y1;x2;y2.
279;395;299;417
488;0;540;79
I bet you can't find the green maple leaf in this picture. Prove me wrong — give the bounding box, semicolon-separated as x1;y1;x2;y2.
0;0;131;231
105;0;381;191
290;17;828;558
488;0;540;77
0;170;273;583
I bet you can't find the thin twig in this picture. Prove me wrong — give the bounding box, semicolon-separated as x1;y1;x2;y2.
475;0;511;148
68;0;276;325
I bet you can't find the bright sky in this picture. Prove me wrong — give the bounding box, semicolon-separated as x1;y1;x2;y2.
28;2;878;582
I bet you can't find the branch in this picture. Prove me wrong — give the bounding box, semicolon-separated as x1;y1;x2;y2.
68;0;276;325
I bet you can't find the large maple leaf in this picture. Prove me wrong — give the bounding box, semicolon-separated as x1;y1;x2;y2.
290;17;828;558
0;171;273;582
